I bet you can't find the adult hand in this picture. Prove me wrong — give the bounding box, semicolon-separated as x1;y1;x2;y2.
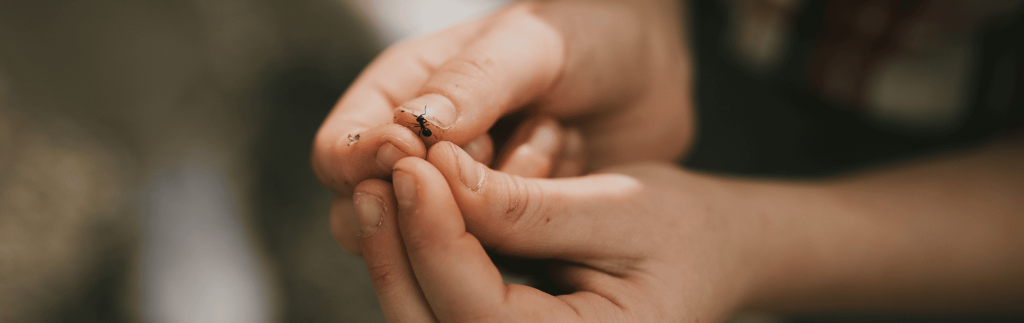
313;0;694;253
352;142;756;322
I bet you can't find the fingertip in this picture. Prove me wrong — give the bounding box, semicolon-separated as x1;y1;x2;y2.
529;117;562;157
461;134;495;166
371;124;427;170
551;126;586;178
427;142;517;242
400;94;457;128
426;140;459;162
392;155;432;177
391;169;416;210
353;179;396;238
427;141;485;193
392;156;450;211
393;151;509;321
394;95;459;145
354;179;397;205
493;115;563;178
328;195;362;256
313;124;427;193
497;145;551;178
392;153;472;257
375;142;406;171
425;141;460;173
356;179;439;322
311;126;369;192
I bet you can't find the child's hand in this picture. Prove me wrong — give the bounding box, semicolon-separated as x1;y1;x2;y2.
349;142;757;322
312;0;694;254
350;142;1024;321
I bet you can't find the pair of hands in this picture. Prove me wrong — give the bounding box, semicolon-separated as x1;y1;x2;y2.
311;1;749;321
352;144;755;322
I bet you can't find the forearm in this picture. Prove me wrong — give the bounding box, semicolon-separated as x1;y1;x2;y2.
737;141;1024;313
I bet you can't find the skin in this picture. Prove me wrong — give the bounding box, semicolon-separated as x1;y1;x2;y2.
314;0;1024;321
312;0;692;254
351;141;1024;322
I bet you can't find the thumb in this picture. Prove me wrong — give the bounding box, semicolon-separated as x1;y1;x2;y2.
426;141;648;262
393;3;564;145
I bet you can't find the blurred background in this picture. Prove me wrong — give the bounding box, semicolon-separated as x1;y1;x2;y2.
1;0;1021;322
0;0;506;322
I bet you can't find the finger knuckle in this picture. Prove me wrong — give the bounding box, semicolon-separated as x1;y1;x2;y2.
312;134;355;189
500;176;529;225
311;136;337;173
492;176;545;249
366;261;406;289
399;232;434;255
440;54;498;88
329;231;361;256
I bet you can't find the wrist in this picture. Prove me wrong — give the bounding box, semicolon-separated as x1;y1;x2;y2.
657;172;796;319
708;177;861;313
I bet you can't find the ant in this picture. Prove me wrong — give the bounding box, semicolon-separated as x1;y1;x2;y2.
410;106;433;137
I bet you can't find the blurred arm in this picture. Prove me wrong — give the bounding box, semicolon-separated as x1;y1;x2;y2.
740;140;1024;312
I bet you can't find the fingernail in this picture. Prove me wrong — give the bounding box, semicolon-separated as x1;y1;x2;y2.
461;135;494;164
376;142;405;169
401;93;457;128
392;170;416;209
528;120;560;156
353;193;384;237
449;143;484;191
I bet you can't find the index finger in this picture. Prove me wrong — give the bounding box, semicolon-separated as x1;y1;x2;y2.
392;157;626;322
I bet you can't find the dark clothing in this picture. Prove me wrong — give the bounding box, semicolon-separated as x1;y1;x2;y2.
685;0;1024;177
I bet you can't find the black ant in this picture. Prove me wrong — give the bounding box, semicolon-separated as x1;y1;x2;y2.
410;106;433;137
